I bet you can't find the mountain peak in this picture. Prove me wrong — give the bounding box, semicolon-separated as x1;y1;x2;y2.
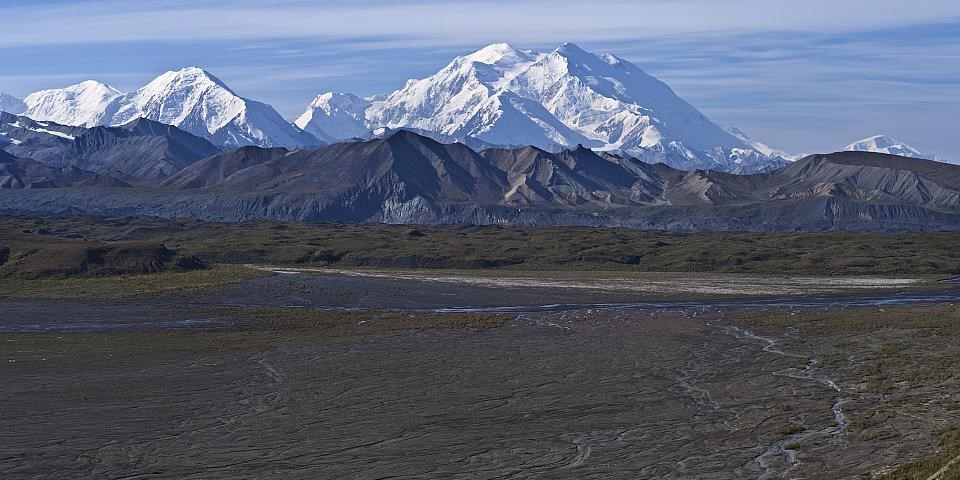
75;79;120;91
295;92;370;143
851;135;903;149
47;80;123;99
0;92;26;114
384;128;432;143
555;42;589;56
310;92;365;106
21;67;319;148
462;42;536;68
22;80;123;127
303;43;781;172
468;42;518;57
146;67;234;95
844;135;932;160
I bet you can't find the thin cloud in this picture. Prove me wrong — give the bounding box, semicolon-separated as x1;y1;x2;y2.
4;0;959;46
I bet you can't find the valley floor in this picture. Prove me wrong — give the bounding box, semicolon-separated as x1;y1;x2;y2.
1;268;959;479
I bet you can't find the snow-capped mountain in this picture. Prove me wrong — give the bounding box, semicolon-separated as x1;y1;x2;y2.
843;135;939;161
295;92;370;143
0;93;26;114
24;81;122;127
727;127;799;160
20;68;321;149
298;43;784;172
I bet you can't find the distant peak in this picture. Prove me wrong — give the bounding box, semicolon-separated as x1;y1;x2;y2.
150;67;233;93
844;134;933;160
306;92;369;114
846;134;908;150
556;42;588;55
472;42;520;55
315;91;363;102
168;66;221;80
862;134;894;143
482;42;517;51
463;42;533;66
181;66;227;84
178;66;208;75
66;80;122;94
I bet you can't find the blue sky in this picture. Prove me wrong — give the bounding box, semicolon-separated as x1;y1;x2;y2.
3;0;959;158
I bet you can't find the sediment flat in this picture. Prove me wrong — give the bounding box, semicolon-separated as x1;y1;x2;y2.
1;269;958;479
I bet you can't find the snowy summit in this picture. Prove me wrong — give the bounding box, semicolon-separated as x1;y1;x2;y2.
843;135;937;161
296;43;790;172
20;68;320;148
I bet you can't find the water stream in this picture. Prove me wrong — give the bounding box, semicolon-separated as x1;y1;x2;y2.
724;326;851;479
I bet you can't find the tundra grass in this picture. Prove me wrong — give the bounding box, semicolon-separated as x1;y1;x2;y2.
4;215;960;275
0;264;268;299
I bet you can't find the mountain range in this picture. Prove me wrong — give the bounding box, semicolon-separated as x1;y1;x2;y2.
2;126;959;232
296;43;787;173
14;69;321;149
1;44;790;172
2;42;957;232
0;112;219;183
4;44;950;174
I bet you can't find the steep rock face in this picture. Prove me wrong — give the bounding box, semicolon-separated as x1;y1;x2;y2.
299;43;787;173
20;68;321;149
0;113;219;183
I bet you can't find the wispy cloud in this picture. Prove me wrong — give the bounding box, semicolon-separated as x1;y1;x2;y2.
5;0;959;46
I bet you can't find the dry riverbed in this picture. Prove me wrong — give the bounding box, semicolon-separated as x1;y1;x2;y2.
0;268;958;479
248;265;933;296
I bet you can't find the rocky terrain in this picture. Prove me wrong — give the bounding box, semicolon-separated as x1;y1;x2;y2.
1;267;958;479
1;127;960;231
0;113;220;183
